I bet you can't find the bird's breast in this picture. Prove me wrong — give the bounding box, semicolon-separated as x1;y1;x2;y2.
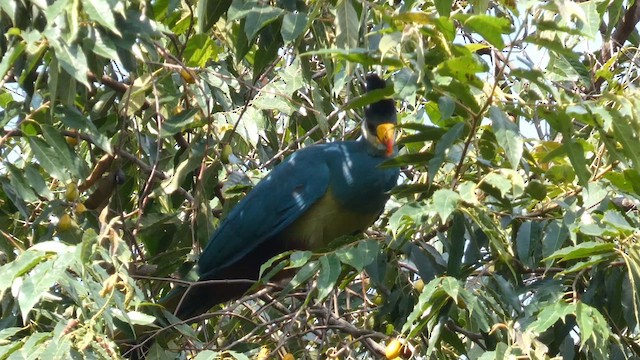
281;188;380;250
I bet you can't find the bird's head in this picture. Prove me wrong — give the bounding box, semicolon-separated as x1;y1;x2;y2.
363;74;397;157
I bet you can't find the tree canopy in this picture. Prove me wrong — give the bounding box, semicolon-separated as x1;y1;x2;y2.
2;0;640;359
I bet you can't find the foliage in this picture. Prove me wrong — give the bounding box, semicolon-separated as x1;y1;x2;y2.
1;0;640;359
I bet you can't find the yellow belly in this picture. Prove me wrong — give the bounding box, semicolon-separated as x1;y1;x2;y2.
282;188;379;250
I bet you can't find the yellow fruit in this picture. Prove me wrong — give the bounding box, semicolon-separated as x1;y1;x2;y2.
75;202;87;215
65;183;79;202
256;346;269;360
65;136;78;147
373;294;384;306
414;279;424;292
282;353;294;360
385;339;402;359
180;68;196;84
221;144;233;164
58;214;74;232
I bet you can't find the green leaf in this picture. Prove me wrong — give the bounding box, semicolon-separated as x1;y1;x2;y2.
112;310;157;326
253;23;283;78
6;164;38;203
24;165;54;200
544;242;616;263
398;124;446;144
517;222;535;268
28;137;70;182
1;180;29;218
161;108;199;137
0;42;26;83
335;0;358;49
481;172;512;199
402;277;452;337
611;114;640;176
289;251;312;267
440;276;460;301
56;107;112;154
388;202;426;236
438;96;455;120
564;140;590;186
435;0;453;17
546;164;576;184
228;0;258;21
197;0;232;33
460;14;511;49
282;261;319;294
490;106;523;169
528;301;575;333
623;169;640;196
336;240;379;272
380;152;434;168
576;302;594;347
253;90;294;114
244;6;284;41
438;56;485;82
161;150;203;194
85;28;120;61
603;210;634;232
41;125;84;180
542;221;569;259
259;252;291;281
428;122;465;184
394;68;419;99
184;34;218;67
281;12;307;42
577;0;599;39
0;327;22;341
81;0;121;36
49;42;91;89
18;259;62;322
316;254;341;302
301;48;402;67
343;86;394;112
0;250;46;297
193;350;220;360
432;189;460;223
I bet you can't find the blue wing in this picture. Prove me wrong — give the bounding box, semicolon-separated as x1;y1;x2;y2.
197;147;331;279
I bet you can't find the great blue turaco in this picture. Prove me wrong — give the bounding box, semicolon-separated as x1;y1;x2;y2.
163;73;400;321
122;74;400;359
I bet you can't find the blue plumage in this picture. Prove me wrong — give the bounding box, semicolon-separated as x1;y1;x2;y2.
198;139;398;279
171;74;399;320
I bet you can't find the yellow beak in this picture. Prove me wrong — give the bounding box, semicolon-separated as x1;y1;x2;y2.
376;123;395;156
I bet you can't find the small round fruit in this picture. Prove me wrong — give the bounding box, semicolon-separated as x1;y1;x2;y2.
525;180;547;200
180;68;196;84
256;346;269;360
385;339;402;359
414;279;424;292
373;294;384;306
58;214;74;232
282;353;295;360
75;202;87;215
221;144;233;164
65;183;79;202
65;136;78;147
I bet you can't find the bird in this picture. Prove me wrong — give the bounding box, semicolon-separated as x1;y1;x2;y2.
166;73;400;321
